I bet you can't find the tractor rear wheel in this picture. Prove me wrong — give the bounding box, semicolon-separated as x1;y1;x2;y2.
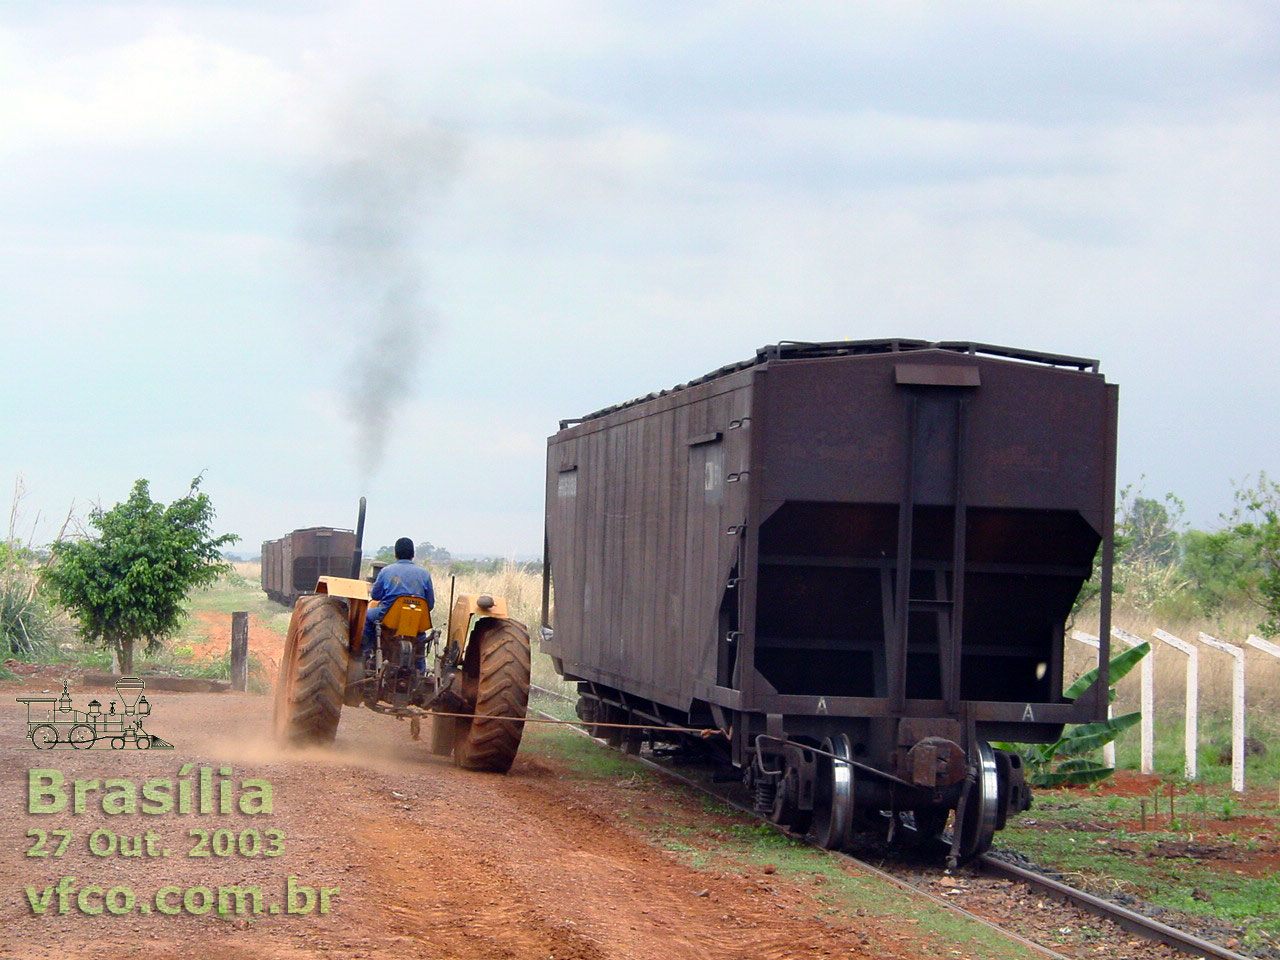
453;620;531;773
273;595;350;745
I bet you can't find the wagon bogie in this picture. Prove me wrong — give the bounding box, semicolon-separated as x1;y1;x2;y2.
545;339;1117;861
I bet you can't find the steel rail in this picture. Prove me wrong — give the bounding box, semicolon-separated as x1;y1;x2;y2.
530;683;574;702
975;855;1250;960
527;684;1252;960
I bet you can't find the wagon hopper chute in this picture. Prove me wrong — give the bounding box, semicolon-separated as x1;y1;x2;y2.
542;339;1118;863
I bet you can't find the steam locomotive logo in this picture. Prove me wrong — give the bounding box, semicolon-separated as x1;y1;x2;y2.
17;678;174;750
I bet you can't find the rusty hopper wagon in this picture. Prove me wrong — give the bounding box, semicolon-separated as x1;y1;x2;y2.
261;527;358;606
542;339;1117;863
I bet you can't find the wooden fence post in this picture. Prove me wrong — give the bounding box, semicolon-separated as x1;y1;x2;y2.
231;611;249;692
1153;629;1199;781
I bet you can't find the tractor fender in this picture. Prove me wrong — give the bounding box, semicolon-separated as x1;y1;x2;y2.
447;594;511;656
314;576;371;601
313;576;372;652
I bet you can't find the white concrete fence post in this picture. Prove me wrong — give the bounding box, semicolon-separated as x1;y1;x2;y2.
1112;626;1154;775
1069;630;1115;769
1245;635;1280;790
1197;632;1247;793
1152;629;1199;781
1035;624;1266;787
1246;634;1280;659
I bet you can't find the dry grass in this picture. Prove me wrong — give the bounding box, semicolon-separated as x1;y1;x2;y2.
1071;597;1280;784
1071;600;1280;718
231;560;261;580
425;561;543;629
424;560;574;696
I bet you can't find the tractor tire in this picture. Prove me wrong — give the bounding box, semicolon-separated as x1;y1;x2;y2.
453;620;531;773
273;595;350;746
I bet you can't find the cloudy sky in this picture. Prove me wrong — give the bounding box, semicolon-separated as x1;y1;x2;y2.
2;1;1277;557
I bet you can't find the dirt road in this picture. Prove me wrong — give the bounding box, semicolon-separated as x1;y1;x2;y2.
0;679;1010;960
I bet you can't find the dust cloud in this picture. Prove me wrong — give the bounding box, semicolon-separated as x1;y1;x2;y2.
302;93;458;482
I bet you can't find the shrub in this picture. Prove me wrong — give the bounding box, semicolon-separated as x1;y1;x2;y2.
0;548;56;659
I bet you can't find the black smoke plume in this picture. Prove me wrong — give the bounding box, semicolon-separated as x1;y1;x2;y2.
303;94;456;481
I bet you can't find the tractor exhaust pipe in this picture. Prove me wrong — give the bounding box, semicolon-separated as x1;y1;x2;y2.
350;496;367;579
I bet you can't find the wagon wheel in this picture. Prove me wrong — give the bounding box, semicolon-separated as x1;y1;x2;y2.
809;735;853;850
69;724;96;749
111;738;125;750
273;595;350;745
602;704;626;749
31;724;58;749
953;740;999;862
769;762;812;835
453;619;531;773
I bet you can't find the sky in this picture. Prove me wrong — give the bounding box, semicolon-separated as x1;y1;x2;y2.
1;1;1277;558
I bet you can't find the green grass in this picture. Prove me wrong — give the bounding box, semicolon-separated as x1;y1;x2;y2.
18;638;112;670
1110;711;1280;787
530;645;577;699
0;570;57;659
998;791;1280;951
531;720;658;781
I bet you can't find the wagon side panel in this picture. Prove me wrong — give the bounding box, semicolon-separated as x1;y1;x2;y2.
545;372;755;710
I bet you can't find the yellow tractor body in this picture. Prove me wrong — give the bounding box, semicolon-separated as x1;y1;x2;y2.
272;510;531;774
312;575;512;668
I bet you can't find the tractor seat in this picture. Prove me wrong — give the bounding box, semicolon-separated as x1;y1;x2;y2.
380;596;433;638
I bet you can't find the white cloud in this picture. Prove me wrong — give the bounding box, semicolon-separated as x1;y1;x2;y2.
2;0;1278;548
0;25;305;155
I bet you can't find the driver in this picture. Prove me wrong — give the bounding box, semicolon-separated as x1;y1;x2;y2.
361;537;436;659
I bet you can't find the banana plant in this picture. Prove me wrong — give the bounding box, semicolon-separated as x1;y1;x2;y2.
996;640;1151;787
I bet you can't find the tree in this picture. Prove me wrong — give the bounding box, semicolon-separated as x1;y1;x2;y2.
1116;488;1189;610
416;541;451;565
45;478;238;672
1224;473;1280;636
1118;488;1183;566
374;541;451;565
1181;527;1258;615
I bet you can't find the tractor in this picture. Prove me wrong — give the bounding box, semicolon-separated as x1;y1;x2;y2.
272;499;531;773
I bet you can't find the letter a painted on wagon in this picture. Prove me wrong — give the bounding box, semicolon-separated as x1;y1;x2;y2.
816;698;829;715
1022;704;1035;722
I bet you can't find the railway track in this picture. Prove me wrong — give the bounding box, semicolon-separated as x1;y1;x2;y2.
528;683;1252;960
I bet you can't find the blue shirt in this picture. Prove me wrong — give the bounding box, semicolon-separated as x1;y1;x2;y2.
371;559;435;609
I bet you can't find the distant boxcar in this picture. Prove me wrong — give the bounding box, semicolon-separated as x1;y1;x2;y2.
261;527;357;606
543;339;1117;860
